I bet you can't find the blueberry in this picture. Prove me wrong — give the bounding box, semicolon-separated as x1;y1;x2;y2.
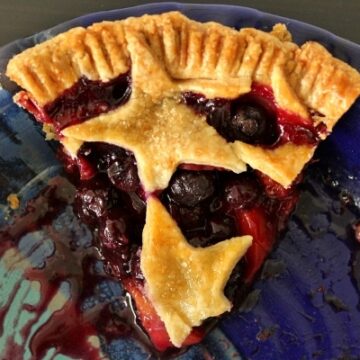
169;171;215;207
207;101;279;145
207;103;232;136
81;189;108;217
209;196;224;213
224;173;261;209
74;176;113;226
185;216;236;247
99;213;129;249
232;106;265;138
107;159;140;192
96;144;127;172
127;192;146;216
168;201;207;230
79;143;140;191
209;215;237;241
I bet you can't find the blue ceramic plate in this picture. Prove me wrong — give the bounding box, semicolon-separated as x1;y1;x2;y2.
0;3;359;360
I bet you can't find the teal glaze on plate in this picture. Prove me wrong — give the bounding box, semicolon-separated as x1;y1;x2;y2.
0;3;359;359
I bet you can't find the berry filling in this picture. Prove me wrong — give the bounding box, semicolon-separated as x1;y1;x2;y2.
17;74;325;150
58;140;300;350
17;72;131;133
182;82;326;147
17;76;308;350
161;168;299;279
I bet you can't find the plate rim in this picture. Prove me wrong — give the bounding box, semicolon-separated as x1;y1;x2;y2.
0;3;359;359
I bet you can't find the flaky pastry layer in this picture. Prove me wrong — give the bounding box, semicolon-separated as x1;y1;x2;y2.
7;12;360;122
6;12;360;188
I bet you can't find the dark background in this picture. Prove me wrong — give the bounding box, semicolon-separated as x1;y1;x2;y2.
0;0;359;46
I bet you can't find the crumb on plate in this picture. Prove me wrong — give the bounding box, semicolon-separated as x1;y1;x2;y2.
7;193;20;209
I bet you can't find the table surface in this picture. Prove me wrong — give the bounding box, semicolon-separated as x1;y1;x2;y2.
0;0;359;46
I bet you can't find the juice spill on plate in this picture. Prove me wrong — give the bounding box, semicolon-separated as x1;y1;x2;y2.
0;177;150;359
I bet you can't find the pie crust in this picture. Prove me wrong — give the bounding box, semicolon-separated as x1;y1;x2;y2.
141;197;252;346
6;11;360;189
61;94;246;192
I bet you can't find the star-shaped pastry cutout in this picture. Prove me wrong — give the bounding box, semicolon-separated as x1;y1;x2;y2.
141;197;253;347
61;28;246;192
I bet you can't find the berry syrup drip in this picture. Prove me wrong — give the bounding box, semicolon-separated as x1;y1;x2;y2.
182;82;326;148
17;72;132;133
0;177;151;359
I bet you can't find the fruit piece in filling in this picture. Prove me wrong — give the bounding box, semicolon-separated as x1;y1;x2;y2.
182;82;325;148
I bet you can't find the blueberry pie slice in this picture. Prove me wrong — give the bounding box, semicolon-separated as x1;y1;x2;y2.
6;12;360;351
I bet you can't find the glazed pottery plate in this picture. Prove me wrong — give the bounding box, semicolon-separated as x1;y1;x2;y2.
0;3;359;360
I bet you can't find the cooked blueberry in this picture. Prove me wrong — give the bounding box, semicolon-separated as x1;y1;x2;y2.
74;177;113;225
82;189;108;217
232;106;266;138
167;201;206;230
169;171;215;207
209;215;237;241
102;244;131;278
224;174;261;209
207;103;232;134
107;159;140;192
207;101;279;145
209;196;224;213
186;216;236;247
127;192;146;216
78;142;126;173
97;150;119;172
99;216;129;249
80;143;140;192
97;144;127;172
99;219;129;248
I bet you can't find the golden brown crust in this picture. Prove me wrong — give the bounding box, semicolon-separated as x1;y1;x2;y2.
62;95;246;192
7;11;359;118
5;11;360;188
6;24;130;106
290;42;360;129
141;197;252;347
232;142;315;187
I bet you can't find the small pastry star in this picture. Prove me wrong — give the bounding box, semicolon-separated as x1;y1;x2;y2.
62;29;245;192
141;197;253;347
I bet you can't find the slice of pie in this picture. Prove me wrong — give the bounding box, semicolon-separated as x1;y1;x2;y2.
5;11;360;352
